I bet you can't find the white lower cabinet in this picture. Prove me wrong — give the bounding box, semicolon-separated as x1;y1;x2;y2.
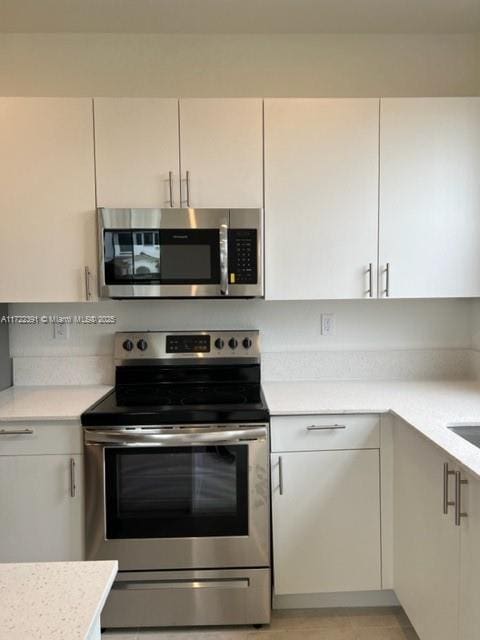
0;454;84;562
394;420;460;640
271;416;382;595
0;424;84;562
394;423;480;640
270;411;480;635
458;469;480;640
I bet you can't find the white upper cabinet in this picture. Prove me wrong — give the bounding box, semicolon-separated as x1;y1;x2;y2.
379;98;480;298
94;98;180;208
178;99;263;208
0;98;97;302
264;99;380;300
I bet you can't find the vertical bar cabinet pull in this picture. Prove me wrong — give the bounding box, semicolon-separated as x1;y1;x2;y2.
454;470;468;526
278;456;284;496
70;458;76;498
443;462;455;514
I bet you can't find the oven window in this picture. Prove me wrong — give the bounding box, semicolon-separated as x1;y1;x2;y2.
103;229;220;285
104;445;249;539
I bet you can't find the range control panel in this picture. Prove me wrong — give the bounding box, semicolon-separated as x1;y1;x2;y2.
166;334;211;354
115;330;261;362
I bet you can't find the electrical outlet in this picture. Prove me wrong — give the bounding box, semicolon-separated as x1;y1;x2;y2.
321;313;336;337
53;322;69;341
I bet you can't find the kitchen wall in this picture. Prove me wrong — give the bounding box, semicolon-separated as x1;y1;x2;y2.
0;33;479;97
9;299;475;383
469;300;480;376
9;300;473;355
3;32;480;383
0;305;12;390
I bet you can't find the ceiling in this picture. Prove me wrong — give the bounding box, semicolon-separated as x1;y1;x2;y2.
1;0;480;34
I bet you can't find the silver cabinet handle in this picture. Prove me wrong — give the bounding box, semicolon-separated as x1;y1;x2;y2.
367;263;373;298
84;266;92;300
455;471;468;526
383;263;390;298
186;170;191;207
219;219;229;296
443;463;455;514
0;428;34;436
70;458;76;498
181;171;191;207
168;171;174;207
306;424;346;431
278;456;284;495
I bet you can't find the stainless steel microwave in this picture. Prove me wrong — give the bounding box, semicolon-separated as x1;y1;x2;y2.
98;208;264;299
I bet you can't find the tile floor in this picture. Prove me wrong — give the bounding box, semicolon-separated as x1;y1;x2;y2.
102;607;420;639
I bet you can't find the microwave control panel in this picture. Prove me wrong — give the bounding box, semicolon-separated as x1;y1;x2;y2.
228;229;258;285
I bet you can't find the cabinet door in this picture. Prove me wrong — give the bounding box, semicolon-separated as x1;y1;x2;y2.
379;98;480;298
179;99;263;208
0;98;97;302
0;454;84;562
94;98;180;208
459;469;480;640
264;99;379;300
271;449;381;595
394;421;459;640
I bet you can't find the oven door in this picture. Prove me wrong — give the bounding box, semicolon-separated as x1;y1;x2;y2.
84;425;270;571
98;208;228;298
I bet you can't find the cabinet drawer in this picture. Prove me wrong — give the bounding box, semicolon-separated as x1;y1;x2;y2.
271;414;380;452
0;422;83;456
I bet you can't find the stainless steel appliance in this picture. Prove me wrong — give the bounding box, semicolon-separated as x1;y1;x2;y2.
81;331;270;629
98;208;263;299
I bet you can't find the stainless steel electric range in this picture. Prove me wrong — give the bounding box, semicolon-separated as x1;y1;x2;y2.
81;330;271;630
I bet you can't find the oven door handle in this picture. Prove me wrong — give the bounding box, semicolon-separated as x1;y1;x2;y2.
84;427;267;446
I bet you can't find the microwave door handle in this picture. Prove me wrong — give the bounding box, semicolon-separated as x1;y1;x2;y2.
220;221;229;296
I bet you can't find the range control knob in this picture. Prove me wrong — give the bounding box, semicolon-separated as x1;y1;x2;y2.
228;337;238;350
214;338;225;350
137;339;148;352
242;337;253;349
122;339;134;352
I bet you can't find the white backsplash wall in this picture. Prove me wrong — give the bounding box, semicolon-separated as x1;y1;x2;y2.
469;299;480;379
9;299;475;384
470;299;480;349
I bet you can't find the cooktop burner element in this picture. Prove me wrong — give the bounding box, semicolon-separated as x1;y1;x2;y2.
177;386;247;405
81;331;269;427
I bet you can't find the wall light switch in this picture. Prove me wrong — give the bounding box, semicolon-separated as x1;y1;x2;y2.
321;313;336;337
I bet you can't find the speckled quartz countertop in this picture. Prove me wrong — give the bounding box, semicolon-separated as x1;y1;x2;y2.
0;560;118;640
263;380;480;479
0;385;112;422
